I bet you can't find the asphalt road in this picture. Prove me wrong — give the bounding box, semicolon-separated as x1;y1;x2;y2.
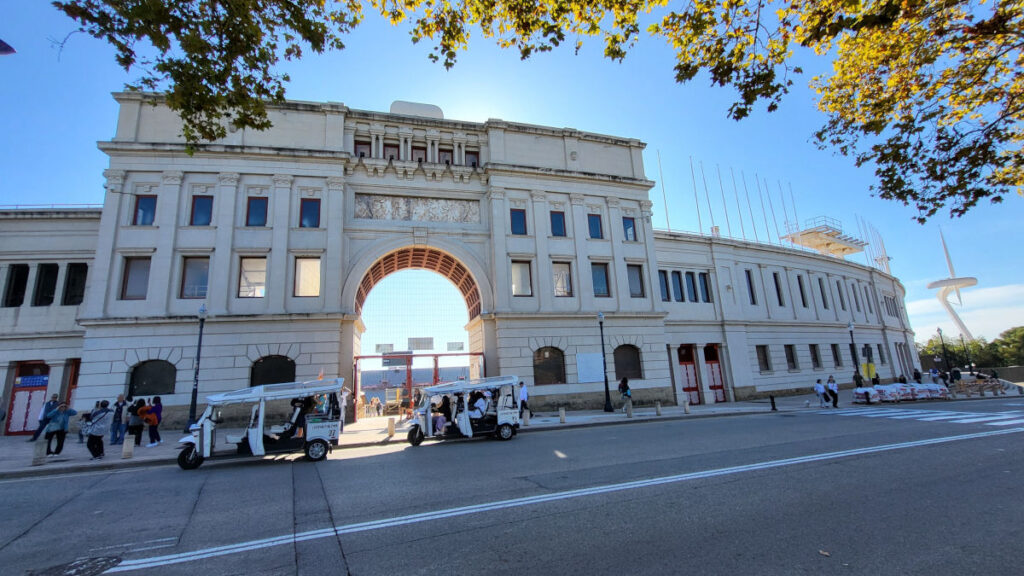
4;397;1023;576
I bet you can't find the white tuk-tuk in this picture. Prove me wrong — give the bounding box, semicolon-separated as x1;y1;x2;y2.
177;378;347;470
406;375;520;446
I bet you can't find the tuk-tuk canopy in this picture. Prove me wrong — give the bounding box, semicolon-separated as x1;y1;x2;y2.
420;375;518;396
205;378;346;406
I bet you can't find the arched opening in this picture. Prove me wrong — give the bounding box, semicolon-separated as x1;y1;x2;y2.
129;360;176;398
354;247;480;417
533;347;566;385
251;355;296;387
614;345;643;380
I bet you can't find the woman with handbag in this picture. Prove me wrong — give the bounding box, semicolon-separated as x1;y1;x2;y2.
86;400;112;459
144;396;163;447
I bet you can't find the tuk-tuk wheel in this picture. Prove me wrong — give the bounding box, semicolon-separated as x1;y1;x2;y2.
305;439;329;461
496;423;514;441
407;428;424;446
177;446;203;470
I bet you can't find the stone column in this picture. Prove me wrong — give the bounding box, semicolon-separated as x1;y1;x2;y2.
605;197;626;302
82;170;126;319
667;344;685;405
45;360;67;401
427;130;440;163
268;174;293;314
531;190;552;310
639;200;659;312
147;171;183;315
370;124;385;158
399;128;413;161
488;187;509;312
208;172;239;315
569;193;595;310
695;343;714;404
324;176;346;310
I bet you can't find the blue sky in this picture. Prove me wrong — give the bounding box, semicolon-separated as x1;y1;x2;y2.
2;1;1022;346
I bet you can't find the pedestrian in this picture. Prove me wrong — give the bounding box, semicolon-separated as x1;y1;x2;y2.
929;367;939;384
144;396;163;447
110;394;128;445
813;379;828;408
618;377;631;412
912;368;922;384
29;393;60;442
871;374;881;386
518;381;532;419
76;407;95;444
127;398;146;446
43;402;77;456
826;375;839;408
86;400;113;460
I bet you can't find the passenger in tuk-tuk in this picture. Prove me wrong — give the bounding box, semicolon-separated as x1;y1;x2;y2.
430;402;447;435
468;391;487;419
437;396;452;427
280;396;314;440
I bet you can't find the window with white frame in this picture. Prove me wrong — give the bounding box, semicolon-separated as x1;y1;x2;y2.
553;262;572;297
511;261;532;297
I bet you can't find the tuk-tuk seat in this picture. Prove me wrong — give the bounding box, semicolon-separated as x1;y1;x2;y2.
270;405;302;435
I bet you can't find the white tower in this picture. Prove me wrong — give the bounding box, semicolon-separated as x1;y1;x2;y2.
926;230;977;340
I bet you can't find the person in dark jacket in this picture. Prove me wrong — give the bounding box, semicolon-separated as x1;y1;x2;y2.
145;396;163;447
87;400;113;459
29;394;60;442
127;399;146;446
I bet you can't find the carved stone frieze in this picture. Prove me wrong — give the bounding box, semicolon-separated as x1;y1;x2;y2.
272;174;293;187
218;172;240;186
161;171;183;186
354;194;481;223
103;169;125;193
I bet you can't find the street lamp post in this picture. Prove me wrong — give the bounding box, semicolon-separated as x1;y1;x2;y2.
937;327;951;373
186;304;208;432
848;322;861;377
598;313;613;413
959;334;971;371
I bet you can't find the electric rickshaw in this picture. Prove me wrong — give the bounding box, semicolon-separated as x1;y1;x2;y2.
406;375;520;446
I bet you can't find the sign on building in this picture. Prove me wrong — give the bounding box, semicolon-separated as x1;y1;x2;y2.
375;343;394;354
447;342;465;351
408;337;434;351
382;351;412;367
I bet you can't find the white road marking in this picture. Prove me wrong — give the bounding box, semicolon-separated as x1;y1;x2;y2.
90;538;177;553
949;414;1024;424
986;419;1024;426
104;427;1024;573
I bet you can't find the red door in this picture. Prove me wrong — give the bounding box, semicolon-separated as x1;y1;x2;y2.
5;361;50;435
677;345;701;405
704;344;727;402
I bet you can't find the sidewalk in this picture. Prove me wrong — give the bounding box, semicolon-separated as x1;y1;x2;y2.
2;389;1016;479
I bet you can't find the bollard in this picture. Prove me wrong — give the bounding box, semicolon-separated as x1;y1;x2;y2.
387;417;395;438
683;396;690;414
31;437;47;466
655;401;662;416
625;398;633;418
559;407;566;423
121;438;134;459
769;395;777;411
522;411;530;427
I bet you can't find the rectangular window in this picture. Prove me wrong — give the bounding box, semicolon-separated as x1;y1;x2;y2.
32;263;59;306
133;195;156;226
671;271;684;302
511;261;532;297
299;198;321;228
831;344;843;367
354;141;371;158
246;197;268;227
180;257;210;299
464;151;480;167
622;217;637;241
818;277;829;309
383;144;399;161
864;286;873;313
120;257;151;300
438;148;453;165
550;211;566;237
553;262;572;297
756;345;772;372
836;280;847;310
238;257;267;298
745;269;757;305
2;264;29;307
699;272;713;303
587;214;603;239
411;146;427;163
797;275;808;308
877;344;886;365
190;195;213;226
61;263;88;306
510;209;527;235
627;265;644;298
591;263;610;297
809;344;822;369
773;272;785;307
685;272;698;302
294;257;321;297
785;345;798;370
658;270;670;302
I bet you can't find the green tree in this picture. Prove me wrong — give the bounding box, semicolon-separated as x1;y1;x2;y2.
994;326;1024;365
53;0;1022;220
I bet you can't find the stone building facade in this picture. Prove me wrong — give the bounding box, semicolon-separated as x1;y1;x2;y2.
0;94;920;432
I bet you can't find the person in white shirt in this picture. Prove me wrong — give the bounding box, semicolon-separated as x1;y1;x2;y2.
468;391;487;419
518;381;532;419
813;379;828;408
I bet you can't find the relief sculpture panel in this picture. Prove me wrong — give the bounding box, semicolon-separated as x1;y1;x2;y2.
354;194;480;223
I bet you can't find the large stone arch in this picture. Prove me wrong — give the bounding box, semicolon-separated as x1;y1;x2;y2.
341;239;493;319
